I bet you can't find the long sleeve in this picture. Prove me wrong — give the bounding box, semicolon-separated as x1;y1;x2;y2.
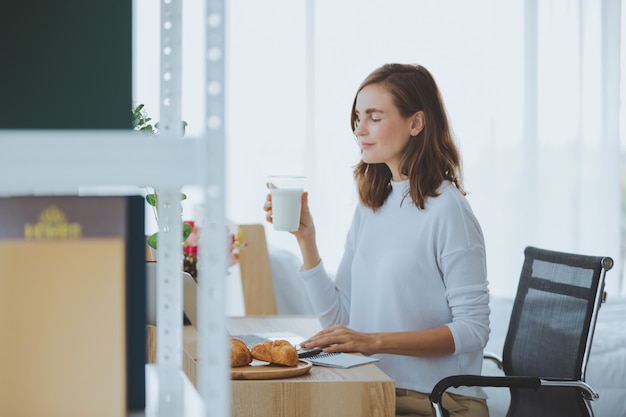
298;208;361;328
434;189;490;354
441;245;490;354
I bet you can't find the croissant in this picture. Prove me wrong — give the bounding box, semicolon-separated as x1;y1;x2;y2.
251;339;299;367
230;337;252;367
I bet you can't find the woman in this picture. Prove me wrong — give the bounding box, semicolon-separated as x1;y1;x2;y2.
264;63;490;417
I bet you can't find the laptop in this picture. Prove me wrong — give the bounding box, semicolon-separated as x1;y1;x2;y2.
146;261;198;327
146;262;321;359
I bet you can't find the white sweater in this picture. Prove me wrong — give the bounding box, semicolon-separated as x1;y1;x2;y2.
299;180;490;398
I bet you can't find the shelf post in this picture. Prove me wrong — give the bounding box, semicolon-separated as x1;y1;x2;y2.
156;0;185;415
196;1;230;417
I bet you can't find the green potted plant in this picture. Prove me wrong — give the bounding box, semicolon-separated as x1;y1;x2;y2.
133;103;191;250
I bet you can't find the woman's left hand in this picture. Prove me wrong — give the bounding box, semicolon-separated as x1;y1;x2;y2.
300;324;379;357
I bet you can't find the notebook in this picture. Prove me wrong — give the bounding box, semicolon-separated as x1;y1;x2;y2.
306;352;380;369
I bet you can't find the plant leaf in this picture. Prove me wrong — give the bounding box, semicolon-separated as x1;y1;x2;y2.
148;226;192;251
183;223;193;240
146;193;157;206
147;232;158;249
181;193;187;201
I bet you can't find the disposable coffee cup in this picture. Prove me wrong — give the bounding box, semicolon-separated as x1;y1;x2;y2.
268;175;306;232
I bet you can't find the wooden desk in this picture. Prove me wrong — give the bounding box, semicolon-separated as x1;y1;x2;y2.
161;316;396;417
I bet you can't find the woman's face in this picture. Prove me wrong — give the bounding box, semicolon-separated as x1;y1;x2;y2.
353;83;421;181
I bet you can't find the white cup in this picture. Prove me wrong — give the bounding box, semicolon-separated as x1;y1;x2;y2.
268;175;306;232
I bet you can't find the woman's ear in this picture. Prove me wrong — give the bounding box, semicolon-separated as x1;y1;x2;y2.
410;111;425;136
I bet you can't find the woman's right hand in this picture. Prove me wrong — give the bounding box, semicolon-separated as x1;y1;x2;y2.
264;189;321;270
263;190;314;236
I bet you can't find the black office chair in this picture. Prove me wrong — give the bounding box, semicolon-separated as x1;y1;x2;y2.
429;246;613;417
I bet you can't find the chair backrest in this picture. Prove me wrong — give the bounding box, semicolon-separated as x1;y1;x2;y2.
237;224;277;315
502;246;613;417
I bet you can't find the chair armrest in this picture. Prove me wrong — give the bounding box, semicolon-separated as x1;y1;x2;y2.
541;378;599;400
429;375;540;417
483;351;503;369
429;375;599;417
429;375;540;404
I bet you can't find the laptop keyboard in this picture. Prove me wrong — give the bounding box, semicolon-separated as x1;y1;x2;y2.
232;334;269;349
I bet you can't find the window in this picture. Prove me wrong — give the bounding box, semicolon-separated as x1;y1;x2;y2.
134;0;624;297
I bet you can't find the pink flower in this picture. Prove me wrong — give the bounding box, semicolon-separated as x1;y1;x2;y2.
183;222;241;266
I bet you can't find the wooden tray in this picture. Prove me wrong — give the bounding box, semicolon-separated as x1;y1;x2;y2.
231;360;312;380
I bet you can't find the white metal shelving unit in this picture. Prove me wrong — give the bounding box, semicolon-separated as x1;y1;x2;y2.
0;1;228;416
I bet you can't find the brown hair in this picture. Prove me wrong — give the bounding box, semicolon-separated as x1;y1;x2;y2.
351;63;465;210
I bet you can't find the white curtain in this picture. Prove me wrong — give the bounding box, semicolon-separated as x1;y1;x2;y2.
469;0;622;297
133;0;624;298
